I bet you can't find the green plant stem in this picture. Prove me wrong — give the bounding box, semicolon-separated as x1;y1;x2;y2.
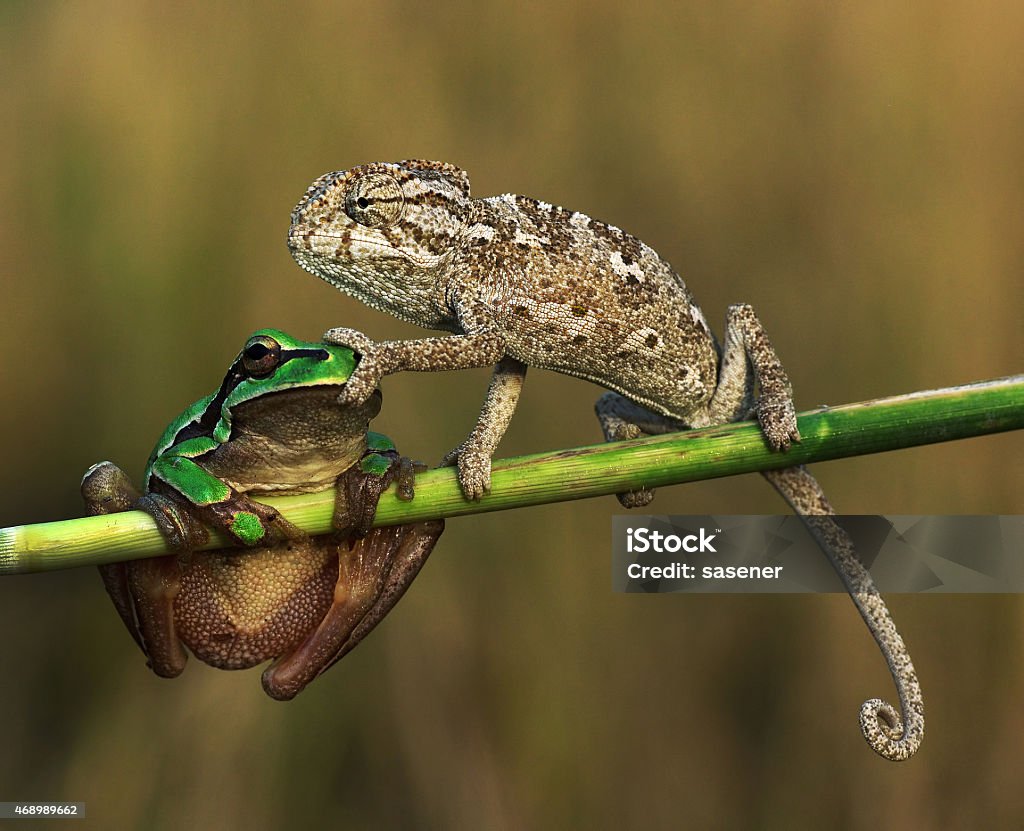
2;374;1021;575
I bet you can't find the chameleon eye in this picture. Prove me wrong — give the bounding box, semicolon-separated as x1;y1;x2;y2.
345;173;404;228
242;335;282;377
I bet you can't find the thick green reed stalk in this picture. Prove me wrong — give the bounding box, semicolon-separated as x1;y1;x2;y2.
2;374;1021;575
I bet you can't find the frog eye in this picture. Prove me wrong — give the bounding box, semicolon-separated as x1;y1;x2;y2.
242;335;283;377
345;173;404;228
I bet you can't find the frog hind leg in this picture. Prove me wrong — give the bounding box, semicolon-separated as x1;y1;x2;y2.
82;462;189;676
83;462;147;650
97;562;146;652
122;555;189;677
261;520;443;700
98;557;188;676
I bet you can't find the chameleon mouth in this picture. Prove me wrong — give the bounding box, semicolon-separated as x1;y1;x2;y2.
288;226;443;278
286;225;371;259
286;222;313;253
287;247;350;286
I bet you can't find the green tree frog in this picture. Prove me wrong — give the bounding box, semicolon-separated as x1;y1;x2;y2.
81;328;443;700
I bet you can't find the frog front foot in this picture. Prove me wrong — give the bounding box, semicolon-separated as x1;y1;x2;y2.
138;492;212;551
334;434;425;535
194;492;304;548
82;461;208;555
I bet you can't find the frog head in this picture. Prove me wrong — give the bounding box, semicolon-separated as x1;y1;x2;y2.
146;329;383;498
216;328;382;482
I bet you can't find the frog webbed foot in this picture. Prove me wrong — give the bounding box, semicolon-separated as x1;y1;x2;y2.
136;492;211;552
333;433;424;536
140;486;302;552
392;455;426;502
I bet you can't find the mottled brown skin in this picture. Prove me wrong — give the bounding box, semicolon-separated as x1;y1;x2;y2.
287;160;796;499
83;376;442;701
286;160;923;759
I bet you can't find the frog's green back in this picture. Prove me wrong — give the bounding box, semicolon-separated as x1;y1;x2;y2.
142;391;219;484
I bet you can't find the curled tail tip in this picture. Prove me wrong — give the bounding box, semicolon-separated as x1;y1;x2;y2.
859;698;924;761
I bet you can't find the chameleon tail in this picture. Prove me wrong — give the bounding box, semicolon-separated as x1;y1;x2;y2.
761;465;924;761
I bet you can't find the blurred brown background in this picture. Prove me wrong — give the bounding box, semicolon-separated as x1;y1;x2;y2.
1;2;1022;828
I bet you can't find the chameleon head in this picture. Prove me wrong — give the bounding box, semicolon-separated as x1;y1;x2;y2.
287;160;472;323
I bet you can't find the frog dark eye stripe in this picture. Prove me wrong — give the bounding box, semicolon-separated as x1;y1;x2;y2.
168;348;331;447
278;347;332;363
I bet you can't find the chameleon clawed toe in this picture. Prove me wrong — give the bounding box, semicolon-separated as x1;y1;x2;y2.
440;441;492;501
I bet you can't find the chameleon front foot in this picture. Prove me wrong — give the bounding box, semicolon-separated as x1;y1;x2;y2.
323;326;384;406
440;442;492;501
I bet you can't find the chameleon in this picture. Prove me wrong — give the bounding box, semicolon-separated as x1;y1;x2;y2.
286;159;923;759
